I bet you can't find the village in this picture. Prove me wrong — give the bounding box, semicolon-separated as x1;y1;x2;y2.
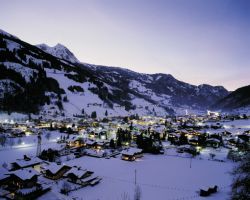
0;111;249;200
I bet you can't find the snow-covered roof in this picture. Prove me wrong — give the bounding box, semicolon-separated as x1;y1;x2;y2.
44;163;70;174
17;186;37;195
86;140;96;145
65;167;90;178
81;175;98;182
8;168;39;180
206;138;220;143
121;148;143;156
0;167;9;180
13;157;42;168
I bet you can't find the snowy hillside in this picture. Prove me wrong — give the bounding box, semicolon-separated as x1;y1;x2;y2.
36;43;80;64
0;29;232;118
213;85;250;112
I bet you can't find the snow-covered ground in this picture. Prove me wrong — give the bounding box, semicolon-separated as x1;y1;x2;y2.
2;119;248;199
0;136;234;200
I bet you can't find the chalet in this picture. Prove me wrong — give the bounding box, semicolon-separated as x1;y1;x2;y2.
121;148;143;161
177;145;197;155
1;168;50;200
65;167;93;183
0;167;9;186
227;138;237;146
14;184;50;200
11;129;25;137
167;132;180;144
200;185;218;197
237;134;249;143
86;140;97;148
82;175;102;186
206;138;221;148
222;131;233;137
95;141;109;149
67;138;85;148
4;168;39;191
10;156;43;171
42;163;71;180
188;137;199;146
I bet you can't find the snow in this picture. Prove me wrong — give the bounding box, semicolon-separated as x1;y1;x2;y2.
5;39;21;51
7;168;39;180
121;147;143;156
65;167;89;178
37;43;80;63
44;69;130;118
1;62;38;82
0;112;28;122
0;126;238;200
63;154;233;200
12;157;42;168
43;163;67;174
0;29;19;39
17;186;37;195
155;75;162;81
0;79;23;98
130;95;167;117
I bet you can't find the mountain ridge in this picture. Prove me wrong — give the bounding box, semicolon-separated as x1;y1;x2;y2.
0;29;236;118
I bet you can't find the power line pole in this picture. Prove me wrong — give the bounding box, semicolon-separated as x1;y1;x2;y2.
135;169;137;186
36;132;42;157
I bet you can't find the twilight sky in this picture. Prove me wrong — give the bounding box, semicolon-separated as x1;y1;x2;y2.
0;0;249;90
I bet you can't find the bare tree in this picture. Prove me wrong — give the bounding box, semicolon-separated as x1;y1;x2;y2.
0;135;7;147
45;132;51;140
17;138;22;145
120;192;130;200
60;181;71;195
2;162;8;169
209;153;216;160
8;138;15;148
134;185;142;200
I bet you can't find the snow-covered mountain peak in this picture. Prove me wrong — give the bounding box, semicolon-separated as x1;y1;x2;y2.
0;29;19;39
36;43;80;63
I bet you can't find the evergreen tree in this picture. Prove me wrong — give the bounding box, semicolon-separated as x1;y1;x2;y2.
179;133;188;145
109;139;115;148
91;111;97;119
231;153;250;200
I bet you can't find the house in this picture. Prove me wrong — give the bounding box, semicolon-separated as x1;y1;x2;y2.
85;140;97;148
14;184;50;200
11;129;25;137
4;168;39;191
10;156;43;171
121;148;143;161
177;145;197;155
81;175;102;186
65;167;93;183
206;138;221;148
200;185;218;197
237;134;249;143
167;132;180;144
64;166;101;186
0;167;9;186
188;137;199;146
1;168;50;200
42;163;71;180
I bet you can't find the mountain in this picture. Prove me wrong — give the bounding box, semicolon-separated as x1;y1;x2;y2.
214;85;250;111
36;43;80;63
0;29;229;118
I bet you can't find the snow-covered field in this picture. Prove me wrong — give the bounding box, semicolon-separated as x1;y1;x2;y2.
0;137;234;200
62;154;233;200
1;119;248;199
